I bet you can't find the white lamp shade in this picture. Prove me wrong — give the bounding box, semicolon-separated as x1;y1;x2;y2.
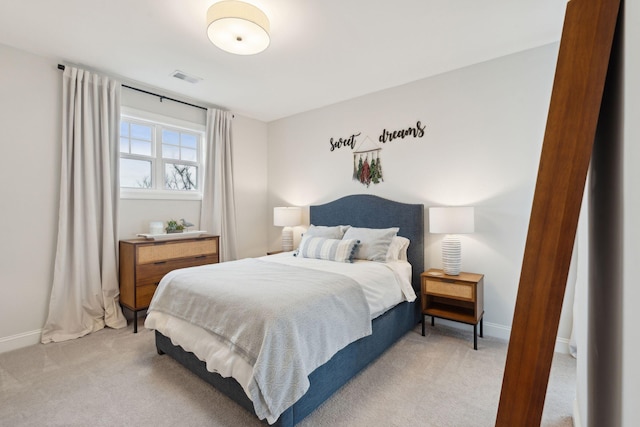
429;207;475;234
429;206;474;276
274;206;300;252
207;1;270;55
274;207;301;227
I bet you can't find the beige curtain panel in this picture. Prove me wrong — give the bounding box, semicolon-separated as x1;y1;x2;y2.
41;66;127;343
200;108;238;262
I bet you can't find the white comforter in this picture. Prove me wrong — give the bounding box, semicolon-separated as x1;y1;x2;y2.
145;253;415;424
266;252;416;316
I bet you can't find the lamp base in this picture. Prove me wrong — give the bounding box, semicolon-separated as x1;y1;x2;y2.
281;227;293;252
442;235;461;276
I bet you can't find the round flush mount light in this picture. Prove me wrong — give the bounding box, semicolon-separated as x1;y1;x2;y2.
207;1;270;55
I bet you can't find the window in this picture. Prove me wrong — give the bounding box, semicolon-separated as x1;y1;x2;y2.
119;109;205;200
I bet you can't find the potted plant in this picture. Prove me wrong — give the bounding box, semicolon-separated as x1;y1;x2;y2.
165;219;184;234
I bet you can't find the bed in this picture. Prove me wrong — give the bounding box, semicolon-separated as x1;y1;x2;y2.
147;194;424;426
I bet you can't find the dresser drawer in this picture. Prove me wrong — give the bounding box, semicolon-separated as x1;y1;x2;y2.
137;239;217;264
136;283;158;307
136;254;219;286
425;279;473;300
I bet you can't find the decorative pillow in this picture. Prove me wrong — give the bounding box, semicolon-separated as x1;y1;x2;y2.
294;225;351;256
342;227;399;262
297;237;360;263
304;224;351;239
386;236;411;262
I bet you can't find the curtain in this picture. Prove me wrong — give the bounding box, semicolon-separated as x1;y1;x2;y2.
200;108;238;262
41;67;127;343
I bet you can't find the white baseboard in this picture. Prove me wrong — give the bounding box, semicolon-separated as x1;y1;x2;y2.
0;329;42;354
430;318;572;354
5;322;572;355
483;321;511;341
573;397;581;427
554;337;571;355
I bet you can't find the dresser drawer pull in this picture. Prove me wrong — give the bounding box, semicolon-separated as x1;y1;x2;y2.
194;255;206;259
154;261;167;265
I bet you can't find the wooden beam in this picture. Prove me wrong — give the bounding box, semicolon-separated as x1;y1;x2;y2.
495;0;620;425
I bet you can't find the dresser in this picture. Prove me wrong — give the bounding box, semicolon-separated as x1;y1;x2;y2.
119;235;220;332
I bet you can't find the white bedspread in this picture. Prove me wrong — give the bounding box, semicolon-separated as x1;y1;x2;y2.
264;253;416;316
145;254;414;424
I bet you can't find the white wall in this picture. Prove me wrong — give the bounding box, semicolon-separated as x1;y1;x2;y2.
0;44;60;351
0;43;268;352
267;43;575;343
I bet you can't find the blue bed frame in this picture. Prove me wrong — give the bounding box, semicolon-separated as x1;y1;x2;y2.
155;194;424;426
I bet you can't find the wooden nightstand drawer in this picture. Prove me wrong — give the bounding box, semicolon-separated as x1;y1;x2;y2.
425;279;473;300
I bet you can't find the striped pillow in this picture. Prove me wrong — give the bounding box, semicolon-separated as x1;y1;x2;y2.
297;237;360;263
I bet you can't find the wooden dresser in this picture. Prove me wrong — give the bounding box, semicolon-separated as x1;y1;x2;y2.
119;235;219;332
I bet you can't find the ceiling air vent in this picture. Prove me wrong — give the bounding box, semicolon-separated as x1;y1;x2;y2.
171;70;202;84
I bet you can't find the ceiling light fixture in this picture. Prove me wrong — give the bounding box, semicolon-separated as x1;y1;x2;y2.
206;1;270;55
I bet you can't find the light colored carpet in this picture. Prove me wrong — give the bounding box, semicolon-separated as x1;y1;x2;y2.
0;322;575;426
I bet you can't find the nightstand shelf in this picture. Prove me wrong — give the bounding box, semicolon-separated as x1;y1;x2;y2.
421;269;484;350
425;305;475;323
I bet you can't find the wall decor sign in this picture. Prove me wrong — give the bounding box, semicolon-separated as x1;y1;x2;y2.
329;132;360;152
328;121;426;187
378;121;426;143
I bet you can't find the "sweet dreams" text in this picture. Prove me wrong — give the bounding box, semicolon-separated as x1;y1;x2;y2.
378;121;426;143
329;132;361;151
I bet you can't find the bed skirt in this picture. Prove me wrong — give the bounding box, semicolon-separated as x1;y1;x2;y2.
155;300;419;426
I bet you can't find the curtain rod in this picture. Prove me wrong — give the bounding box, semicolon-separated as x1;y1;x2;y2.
57;64;208;112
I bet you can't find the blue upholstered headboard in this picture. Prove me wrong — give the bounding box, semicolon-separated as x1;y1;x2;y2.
309;195;424;292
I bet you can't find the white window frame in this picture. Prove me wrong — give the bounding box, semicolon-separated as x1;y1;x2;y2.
120;107;205;201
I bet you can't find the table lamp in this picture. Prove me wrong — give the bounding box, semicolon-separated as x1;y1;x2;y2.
274;207;302;251
429;206;475;276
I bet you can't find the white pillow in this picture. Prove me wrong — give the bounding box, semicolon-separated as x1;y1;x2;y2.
297;237;360;263
342;227;399;262
304;224;351;239
386;236;410;262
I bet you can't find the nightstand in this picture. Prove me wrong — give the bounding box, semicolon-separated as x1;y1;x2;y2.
421;268;484;350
